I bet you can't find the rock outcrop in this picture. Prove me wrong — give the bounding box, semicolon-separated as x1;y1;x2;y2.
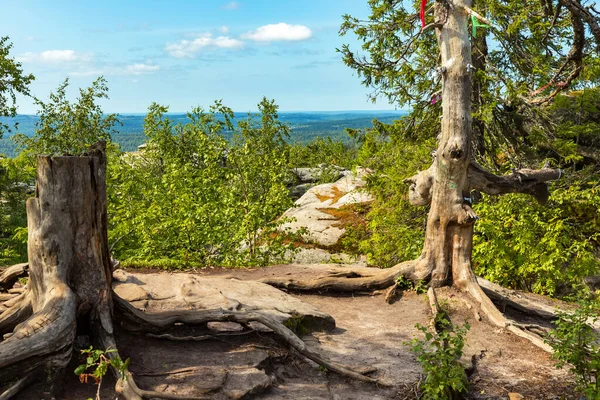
280;167;373;249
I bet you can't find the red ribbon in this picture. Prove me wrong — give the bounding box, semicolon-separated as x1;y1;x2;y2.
420;0;427;28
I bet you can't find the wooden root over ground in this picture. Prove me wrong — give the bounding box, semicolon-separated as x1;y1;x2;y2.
262;262;556;352
0;144;381;400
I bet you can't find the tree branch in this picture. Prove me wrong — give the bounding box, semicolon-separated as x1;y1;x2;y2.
468;161;562;204
404;160;562;206
456;3;493;26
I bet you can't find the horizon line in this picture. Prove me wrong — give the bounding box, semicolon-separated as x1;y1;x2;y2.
7;109;409;117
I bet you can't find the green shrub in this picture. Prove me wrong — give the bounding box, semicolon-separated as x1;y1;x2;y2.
75;346;129;399
408;318;470;399
473;174;600;296
289;137;358;171
109;98;295;267
353;121;435;267
546;294;600;399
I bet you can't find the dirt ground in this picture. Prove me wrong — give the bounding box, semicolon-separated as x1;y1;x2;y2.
12;264;577;399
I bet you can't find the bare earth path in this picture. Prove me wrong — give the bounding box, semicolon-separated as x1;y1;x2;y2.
9;263;576;399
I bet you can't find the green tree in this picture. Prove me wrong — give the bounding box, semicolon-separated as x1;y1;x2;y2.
228;98;294;262
109;98;294;267
15;76;120;156
0;36;34;264
109;102;235;265
315;0;600;347
3;77;120;264
340;0;600;166
0;36;35;137
0;156;30;264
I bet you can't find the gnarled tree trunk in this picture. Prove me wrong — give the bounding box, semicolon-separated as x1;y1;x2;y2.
263;0;562;351
414;0;476;288
0;142;114;395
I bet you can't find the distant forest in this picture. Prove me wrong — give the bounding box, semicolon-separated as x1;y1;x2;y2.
0;111;407;157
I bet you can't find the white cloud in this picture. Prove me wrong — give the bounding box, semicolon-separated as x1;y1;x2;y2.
242;23;312;42
222;1;239;10
69;63;160;77
68;69;106;77
219;25;229;34
124;63;160;75
165;33;243;58
17;49;92;64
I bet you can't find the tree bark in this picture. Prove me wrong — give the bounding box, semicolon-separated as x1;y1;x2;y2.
414;0;476;288
0;142;113;392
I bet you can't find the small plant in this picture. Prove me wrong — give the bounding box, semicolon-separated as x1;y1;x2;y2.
396;275;413;289
546;294;600;399
395;276;428;294
75;346;130;400
414;279;428;295
407;318;470;399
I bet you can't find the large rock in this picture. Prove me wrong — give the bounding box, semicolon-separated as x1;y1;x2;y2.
113;270;336;332
291;165;348;184
280;167;373;247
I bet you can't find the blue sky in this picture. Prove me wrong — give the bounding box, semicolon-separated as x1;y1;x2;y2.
3;0;401;114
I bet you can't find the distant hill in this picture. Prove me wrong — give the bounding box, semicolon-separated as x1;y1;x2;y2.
0;110;407;157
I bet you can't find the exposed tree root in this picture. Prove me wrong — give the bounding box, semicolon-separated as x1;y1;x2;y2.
147;330;253;342
0;264;28;292
477;277;560;320
0;373;34;400
0;293;32;336
384;282;401;304
261;262;554;352
261;261;416;292
457;270;553;352
116;371;211;400
134;366;225;378
0;294;18;302
427;287;443;332
114;293;387;385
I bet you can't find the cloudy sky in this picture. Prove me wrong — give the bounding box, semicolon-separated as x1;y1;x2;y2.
3;0;402;114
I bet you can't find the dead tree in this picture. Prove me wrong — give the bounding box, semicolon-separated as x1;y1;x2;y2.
0;142;378;399
263;0;566;351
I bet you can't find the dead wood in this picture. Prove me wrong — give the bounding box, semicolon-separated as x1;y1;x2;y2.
0;294;17;302
477;277;560;320
427;287;442;332
405;161;562;206
0;264;28;292
147;331;253;342
0;374;34;400
0;293;32;335
384;282;401;304
261;261;416;292
114;293;386;385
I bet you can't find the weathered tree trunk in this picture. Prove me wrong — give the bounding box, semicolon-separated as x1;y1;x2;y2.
414;0;476;288
264;1;562;351
0;142;114;394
